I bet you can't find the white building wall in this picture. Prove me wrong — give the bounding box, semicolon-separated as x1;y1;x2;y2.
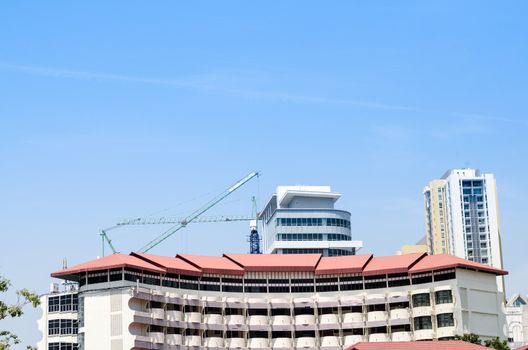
81;288;132;350
455;269;505;338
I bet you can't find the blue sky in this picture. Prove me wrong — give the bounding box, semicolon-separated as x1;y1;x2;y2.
1;1;527;346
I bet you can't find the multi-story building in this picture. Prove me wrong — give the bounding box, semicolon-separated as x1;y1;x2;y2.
37;283;79;350
50;251;507;350
259;186;362;256
504;294;528;348
423;179;450;255
423;169;504;291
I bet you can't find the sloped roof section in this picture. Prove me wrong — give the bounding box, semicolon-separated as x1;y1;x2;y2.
315;254;373;275
224;253;322;272
51;253;165;278
409;254;507;276
362;253;426;276
131;253;202;276
347;340;490;350
50;251;507;280
177;254;245;275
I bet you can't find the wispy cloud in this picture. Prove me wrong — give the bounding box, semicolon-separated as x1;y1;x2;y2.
0;62;415;111
450;112;528;127
2;62;526;129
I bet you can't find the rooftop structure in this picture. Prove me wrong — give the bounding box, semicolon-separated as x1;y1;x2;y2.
259;185;363;256
50;252;507;350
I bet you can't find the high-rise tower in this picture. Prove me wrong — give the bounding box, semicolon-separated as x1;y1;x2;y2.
424;169;504;290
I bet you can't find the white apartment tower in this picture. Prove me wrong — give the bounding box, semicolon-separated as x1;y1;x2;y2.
259;186;363;256
424;169;504;289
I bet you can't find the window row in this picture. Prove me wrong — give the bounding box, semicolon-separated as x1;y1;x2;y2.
276;233;352;241
280;248;354;256
462;180;483;187
414;313;455;330
79;268;456;293
48;294;78;313
462;195;484;203
276;217;350;228
48;319;79;335
411;290;453;307
48;344;78;350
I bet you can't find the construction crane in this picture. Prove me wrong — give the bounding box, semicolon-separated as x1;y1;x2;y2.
100;171;260;255
116;196;262;254
116;214;253;226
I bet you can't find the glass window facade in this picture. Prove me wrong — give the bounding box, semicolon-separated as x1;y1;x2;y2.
276;217;350;228
435;290;453;304
414;316;433;330
412;293;431;307
437;313;455;327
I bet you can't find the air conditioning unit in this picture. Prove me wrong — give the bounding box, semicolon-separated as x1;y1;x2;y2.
50;283;59;293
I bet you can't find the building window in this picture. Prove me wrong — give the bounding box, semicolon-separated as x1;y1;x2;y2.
414;316;433;330
513;297;527;307
388;273;410;287
411;273;432;285
109;268;122;282
87;271;108;285
435;290;453;304
364;275;387;290
60;295;72;312
412;293;431;307
437;313;455;327
48;320;60;335
60;319;72;335
276;217;349;228
48;296;60;313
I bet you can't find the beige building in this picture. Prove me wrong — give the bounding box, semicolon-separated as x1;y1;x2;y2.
397;237;428;256
423;179;449;255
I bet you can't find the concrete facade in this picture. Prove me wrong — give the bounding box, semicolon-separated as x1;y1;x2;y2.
48;252;507;350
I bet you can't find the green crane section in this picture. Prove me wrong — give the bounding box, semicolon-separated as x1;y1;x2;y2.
99;171;259;255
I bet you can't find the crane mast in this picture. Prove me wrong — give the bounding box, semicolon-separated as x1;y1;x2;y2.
249;196;261;254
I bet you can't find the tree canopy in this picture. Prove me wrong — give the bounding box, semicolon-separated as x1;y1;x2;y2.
0;275;40;350
455;333;511;350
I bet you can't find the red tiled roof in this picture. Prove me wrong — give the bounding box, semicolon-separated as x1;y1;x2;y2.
362;252;426;276
51;251;507;279
51;253;165;278
224;253;322;272
515;346;528;350
177;254;245;275
315;254;373;275
347;340;490;350
409;254;507;276
131;253;202;276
